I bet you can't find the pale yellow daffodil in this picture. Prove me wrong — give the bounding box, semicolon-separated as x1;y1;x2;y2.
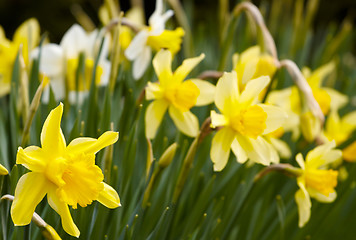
232;45;277;92
210;71;287;171
322;110;356;145
294;141;341;227
0;18;40;97
11;103;120;238
125;0;184;79
267;61;348;141
145;49;215;139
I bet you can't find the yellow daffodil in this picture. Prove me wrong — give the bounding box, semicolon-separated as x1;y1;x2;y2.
145;49;215;138
321;110;356;146
0;18;40;97
232;45;277;92
125;0;184;79
267;61;348;141
210;71;287;171
11;103;120;238
294;141;341;227
31;24;111;104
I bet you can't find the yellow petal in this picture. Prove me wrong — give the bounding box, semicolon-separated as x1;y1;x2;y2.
97;182;121;208
295;185;311;228
168;106;199;137
210;127;235;171
210;110;228;128
258;104;288;135
173;53;205;83
67;131;118;155
324;88;348;111
239;76;270;106
214;71;239;112
307;188;337;203
241;58;259;85
145;100;169;139
11;173;48;226
16;146;47;172
296;153;305;169
190;79;215;106
47;188;80;238
235;135;278;165
153;49;173;85
269;137;291;159
146;82;163;100
40;103;66;155
305;141;342;168
0;163;8;175
13;18;40;63
307;61;335;88
231;138;248;164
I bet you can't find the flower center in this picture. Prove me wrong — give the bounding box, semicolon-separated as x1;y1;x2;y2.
230;105;267;139
305;168;338;196
46;153;104;209
66;58;103;92
164;80;200;112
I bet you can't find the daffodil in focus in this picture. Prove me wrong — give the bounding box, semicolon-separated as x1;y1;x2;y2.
145;49;215;138
0;18;40;97
31;24;110;103
294;141;341;227
11;103;120;238
267;61;348;141
210;71;287;171
232;45;277;93
125;0;184;79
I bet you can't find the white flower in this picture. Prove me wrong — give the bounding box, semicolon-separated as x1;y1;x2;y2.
125;0;175;80
32;24;110;104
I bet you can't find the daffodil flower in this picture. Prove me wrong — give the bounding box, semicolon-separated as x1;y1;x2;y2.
0;18;40;97
145;49;215;139
232;45;277;92
11;103;120;238
294;141;341;227
267;61;348;141
125;0;184;79
322;110;356;145
31;24;111;104
210;71;287;171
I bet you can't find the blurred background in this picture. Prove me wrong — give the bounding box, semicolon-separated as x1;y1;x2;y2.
0;0;355;51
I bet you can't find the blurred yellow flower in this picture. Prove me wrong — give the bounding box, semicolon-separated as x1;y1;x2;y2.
232;45;277;93
0;18;40;97
125;0;184;79
11;103;120;238
267;61;348;141
210;71;287;171
294;141;341;227
322;110;356;145
145;49;215;139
